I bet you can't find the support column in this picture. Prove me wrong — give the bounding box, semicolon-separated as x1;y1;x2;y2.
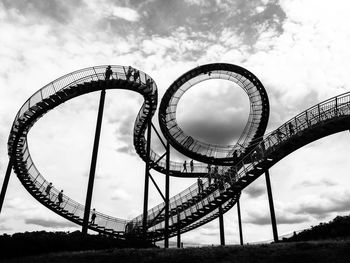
0;159;13;214
237;198;243;245
164;142;170;248
177;211;181;248
142;121;152;238
219;205;225;246
265;169;278;242
82;89;106;235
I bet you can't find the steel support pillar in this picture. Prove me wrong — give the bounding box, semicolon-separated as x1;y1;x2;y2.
237;198;243;245
82;89;106;235
142;121;152;238
0;159;13;214
265;169;278;242
164;142;170;248
219;205;225;246
177;211;181;248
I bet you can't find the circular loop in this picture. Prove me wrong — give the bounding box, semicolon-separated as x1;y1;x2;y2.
158;63;269;165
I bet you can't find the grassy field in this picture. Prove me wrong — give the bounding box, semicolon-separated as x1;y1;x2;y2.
3;239;350;263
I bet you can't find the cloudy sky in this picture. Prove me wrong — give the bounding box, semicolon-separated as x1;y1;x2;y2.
1;0;350;246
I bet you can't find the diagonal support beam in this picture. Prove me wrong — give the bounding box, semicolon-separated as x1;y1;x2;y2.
151;122;167;149
0;159;13;214
148;205;166;228
82;89;106;235
149;173;166;202
265;169;278;242
154;152;166;164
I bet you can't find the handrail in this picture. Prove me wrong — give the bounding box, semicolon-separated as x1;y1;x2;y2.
7;64;350;240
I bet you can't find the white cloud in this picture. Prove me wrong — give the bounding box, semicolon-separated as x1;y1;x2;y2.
111;188;132;201
111;6;140;22
1;0;350;247
84;0;140;22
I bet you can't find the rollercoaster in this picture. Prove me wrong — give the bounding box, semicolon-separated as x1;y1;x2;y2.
2;63;350;246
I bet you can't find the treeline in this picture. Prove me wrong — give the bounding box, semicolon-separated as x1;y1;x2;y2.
0;230;155;258
285;214;350;242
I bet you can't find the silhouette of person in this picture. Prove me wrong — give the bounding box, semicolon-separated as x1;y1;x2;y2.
276;128;284;142
105;65;113;80
90;208;96;224
45;182;52;198
207;163;211;173
208;172;212;185
252;150;258;162
218;178;225;193
190;160;194;173
182;160;187;172
133;69;140;82
197;177;203;193
214;165;218;175
288;122;294;135
57;190;63;206
126;66;133;80
126;221;134;233
146;78;152;88
232;151;238;160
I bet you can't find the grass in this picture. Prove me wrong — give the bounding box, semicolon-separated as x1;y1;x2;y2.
3;239;350;263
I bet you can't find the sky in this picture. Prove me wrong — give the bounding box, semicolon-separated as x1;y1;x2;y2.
1;0;350;247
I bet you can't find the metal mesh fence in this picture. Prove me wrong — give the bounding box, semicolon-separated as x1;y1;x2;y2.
7;64;350;238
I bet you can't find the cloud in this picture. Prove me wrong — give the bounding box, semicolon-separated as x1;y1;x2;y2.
111;6;140;22
112;112;135;144
135;0;285;47
115;145;136;156
199;222;220;236
245;211;309;225
4;197;36;211
1;0;83;24
0;225;12;231
296;179;337;188
295;191;350;219
176;79;250;145
1;0;350;247
244;184;265;198
111;188;132;201
25;218;76;228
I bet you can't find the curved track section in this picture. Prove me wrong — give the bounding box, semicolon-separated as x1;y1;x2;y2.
6;65;237;240
143;92;350;240
7;64;350;242
159;63;269;165
7;66;159;237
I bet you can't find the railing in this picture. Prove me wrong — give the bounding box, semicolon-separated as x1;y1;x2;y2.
9;65;158;235
10;64;234;237
231;92;350;184
159;67;268;161
132;92;350;234
8;63;350;239
11;65;157;130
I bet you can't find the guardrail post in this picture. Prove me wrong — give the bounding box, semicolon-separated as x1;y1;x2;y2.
82;88;106;235
219;204;225;245
0;159;13;214
335;97;338;116
265;169;278;242
237;197;243;245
